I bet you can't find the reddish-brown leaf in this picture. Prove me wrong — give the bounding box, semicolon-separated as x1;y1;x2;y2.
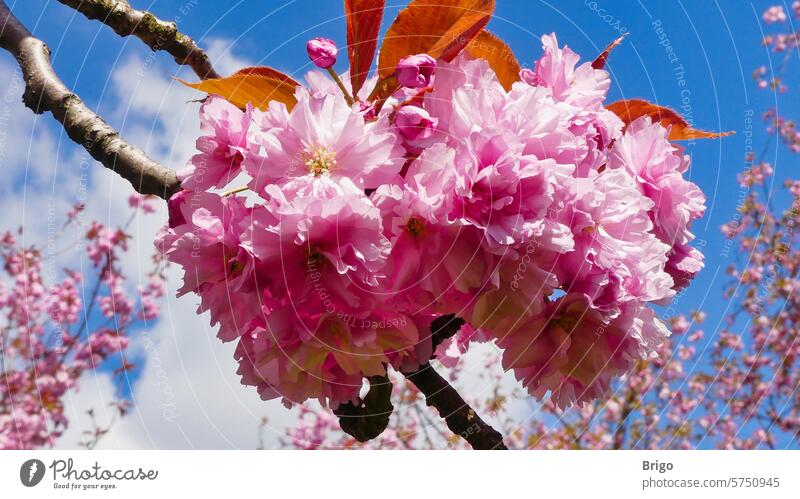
367;75;399;104
591;34;626;70
179;67;299;111
465;30;520;90
377;0;494;81
345;0;385;97
232;66;301;87
607;99;734;140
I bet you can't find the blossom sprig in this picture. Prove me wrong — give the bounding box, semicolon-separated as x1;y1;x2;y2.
166;0;729;441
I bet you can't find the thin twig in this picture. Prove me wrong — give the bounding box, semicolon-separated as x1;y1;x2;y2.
56;0;219;80
0;1;180;198
612;386;636;449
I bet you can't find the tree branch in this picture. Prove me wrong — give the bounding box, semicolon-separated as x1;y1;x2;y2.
404;363;507;450
0;1;180;199
334;375;394;442
56;0;219;80
429;314;464;353
612;386;636;450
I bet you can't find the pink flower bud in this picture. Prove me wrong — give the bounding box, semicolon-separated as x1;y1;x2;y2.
395;106;438;141
167;190;189;228
519;68;539;86
306;38;338;69
359;101;377;121
396;54;436;88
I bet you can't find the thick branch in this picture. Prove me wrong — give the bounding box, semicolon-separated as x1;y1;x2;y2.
334;375;394;442
0;1;180;199
430;314;464;353
56;0;218;80
404;363;507;450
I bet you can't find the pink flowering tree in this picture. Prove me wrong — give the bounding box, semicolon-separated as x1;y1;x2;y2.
0;197;164;449
526;1;800;450
0;0;732;449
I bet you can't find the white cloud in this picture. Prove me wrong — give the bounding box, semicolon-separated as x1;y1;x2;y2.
56;371;120;449
52;41;297;450
1;45;293;449
92;292;296;449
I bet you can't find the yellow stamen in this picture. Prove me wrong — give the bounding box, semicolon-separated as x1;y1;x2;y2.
303;144;337;176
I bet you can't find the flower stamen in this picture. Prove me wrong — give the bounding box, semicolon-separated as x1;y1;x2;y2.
303;144;337;176
406;217;425;237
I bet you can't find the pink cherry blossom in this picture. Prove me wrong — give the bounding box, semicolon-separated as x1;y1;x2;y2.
763;5;787;24
394;105;438;142
178;95;252;190
264;21;800;450
607;116;706;288
156;191;262;342
245;89;405;192
528;33;610;107
396;54;436;88
492;293;668;409
450;133;559;249
243;175;390;308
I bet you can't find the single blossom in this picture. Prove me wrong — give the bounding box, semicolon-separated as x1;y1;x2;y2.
178;96;252;191
396;54;436;88
235;307;418;407
527;33;610;108
394;105;438;142
245;89;405;191
306;37;338;69
373;143;497;318
156;191;263;342
496;293;669;409
242;175;390;310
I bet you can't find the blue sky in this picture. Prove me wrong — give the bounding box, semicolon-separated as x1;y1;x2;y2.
2;0;798;448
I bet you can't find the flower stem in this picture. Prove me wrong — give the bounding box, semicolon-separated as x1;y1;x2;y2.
222;185;249;196
326;67;355;106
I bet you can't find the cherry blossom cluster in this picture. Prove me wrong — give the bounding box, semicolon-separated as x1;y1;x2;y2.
262;9;800;448
284;307;799;449
533;147;800;449
158;33;706;410
761;3;800;54
764;109;800;152
0;198;163;449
